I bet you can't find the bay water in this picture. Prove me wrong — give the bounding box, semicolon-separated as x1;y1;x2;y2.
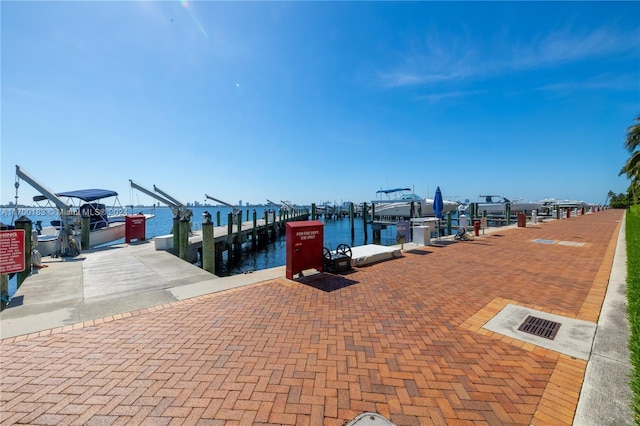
2;205;401;298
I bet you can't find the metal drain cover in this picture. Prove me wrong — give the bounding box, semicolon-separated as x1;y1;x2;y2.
518;315;561;340
532;239;556;244
346;413;395;426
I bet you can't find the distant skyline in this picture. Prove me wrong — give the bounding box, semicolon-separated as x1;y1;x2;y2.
2;1;638;208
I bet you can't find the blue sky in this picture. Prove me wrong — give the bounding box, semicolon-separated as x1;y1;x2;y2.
2;1;638;207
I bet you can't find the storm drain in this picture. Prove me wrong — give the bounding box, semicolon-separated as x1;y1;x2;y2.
532;239;556;244
517;315;561;340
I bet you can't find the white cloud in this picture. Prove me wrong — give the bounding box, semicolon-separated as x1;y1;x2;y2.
417;89;485;104
380;26;637;88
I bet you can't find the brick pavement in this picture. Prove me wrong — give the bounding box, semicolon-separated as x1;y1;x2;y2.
0;209;624;425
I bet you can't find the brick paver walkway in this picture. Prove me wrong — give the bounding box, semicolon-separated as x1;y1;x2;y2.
0;210;623;425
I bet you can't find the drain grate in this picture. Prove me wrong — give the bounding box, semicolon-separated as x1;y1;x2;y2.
532;239;556;245
518;315;561;340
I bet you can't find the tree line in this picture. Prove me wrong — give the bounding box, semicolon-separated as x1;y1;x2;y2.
613;115;639;208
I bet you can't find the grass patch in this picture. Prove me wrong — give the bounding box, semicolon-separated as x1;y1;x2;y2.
627;204;640;423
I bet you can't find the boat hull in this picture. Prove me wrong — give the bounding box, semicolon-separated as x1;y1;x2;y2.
36;222;127;256
373;200;458;219
476;202;542;216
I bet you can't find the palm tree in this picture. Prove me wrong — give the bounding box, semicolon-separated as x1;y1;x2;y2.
625;115;640;152
620;115;640;203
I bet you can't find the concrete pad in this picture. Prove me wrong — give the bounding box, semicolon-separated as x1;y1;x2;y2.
483;304;596;360
0;307;77;339
350;244;403;267
169;266;286;300
78;290;177;321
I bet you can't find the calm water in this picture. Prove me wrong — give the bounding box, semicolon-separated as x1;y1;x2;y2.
138;206;399;275
3;205;402;297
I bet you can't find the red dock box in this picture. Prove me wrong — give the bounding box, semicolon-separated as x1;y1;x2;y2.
125;215;146;243
286;221;324;280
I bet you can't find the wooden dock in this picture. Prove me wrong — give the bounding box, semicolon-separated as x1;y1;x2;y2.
158;210;311;264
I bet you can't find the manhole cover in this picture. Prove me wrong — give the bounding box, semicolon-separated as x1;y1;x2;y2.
518;315;561;340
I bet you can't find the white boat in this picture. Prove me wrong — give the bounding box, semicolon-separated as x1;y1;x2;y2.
15;165;153;257
32;189;154;257
476;195;542;216
372;188;459;219
538;198;588;216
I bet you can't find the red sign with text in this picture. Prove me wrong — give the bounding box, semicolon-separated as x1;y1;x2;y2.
1;229;26;274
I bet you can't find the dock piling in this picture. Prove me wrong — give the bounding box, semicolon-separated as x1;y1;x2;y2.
178;216;189;260
201;211;215;273
81;215;90;250
172;213;180;255
14;216;32;289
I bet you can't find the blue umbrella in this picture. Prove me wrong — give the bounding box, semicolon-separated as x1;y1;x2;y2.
433;186;444;219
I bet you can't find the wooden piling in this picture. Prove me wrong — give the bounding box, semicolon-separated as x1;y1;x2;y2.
1;274;8;310
81;215;90;250
173;213;180;255
227;213;233;248
363;202;368;242
201;212;214;273
178;216;189;261
14;216;32;289
252;210;257;249
349;202;355;241
236;210;242;249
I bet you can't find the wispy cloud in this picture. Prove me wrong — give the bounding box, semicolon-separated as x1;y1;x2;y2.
380;26;637;88
535;73;640;94
508;27;634;70
417;89;485;104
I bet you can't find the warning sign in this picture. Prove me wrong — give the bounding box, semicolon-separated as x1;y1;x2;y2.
1;229;25;274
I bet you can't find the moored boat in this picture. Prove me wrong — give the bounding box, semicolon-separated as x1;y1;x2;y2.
475;195;542;216
14;165;154;257
372;188;459;219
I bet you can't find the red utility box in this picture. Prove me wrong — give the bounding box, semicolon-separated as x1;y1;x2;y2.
517;212;526;227
125;215;146;243
286;221;324;280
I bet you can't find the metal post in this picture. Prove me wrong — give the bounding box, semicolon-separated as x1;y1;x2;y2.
311;203;316;220
14;216;32;288
446;211;452;236
216;211;221;227
202;211;214;273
